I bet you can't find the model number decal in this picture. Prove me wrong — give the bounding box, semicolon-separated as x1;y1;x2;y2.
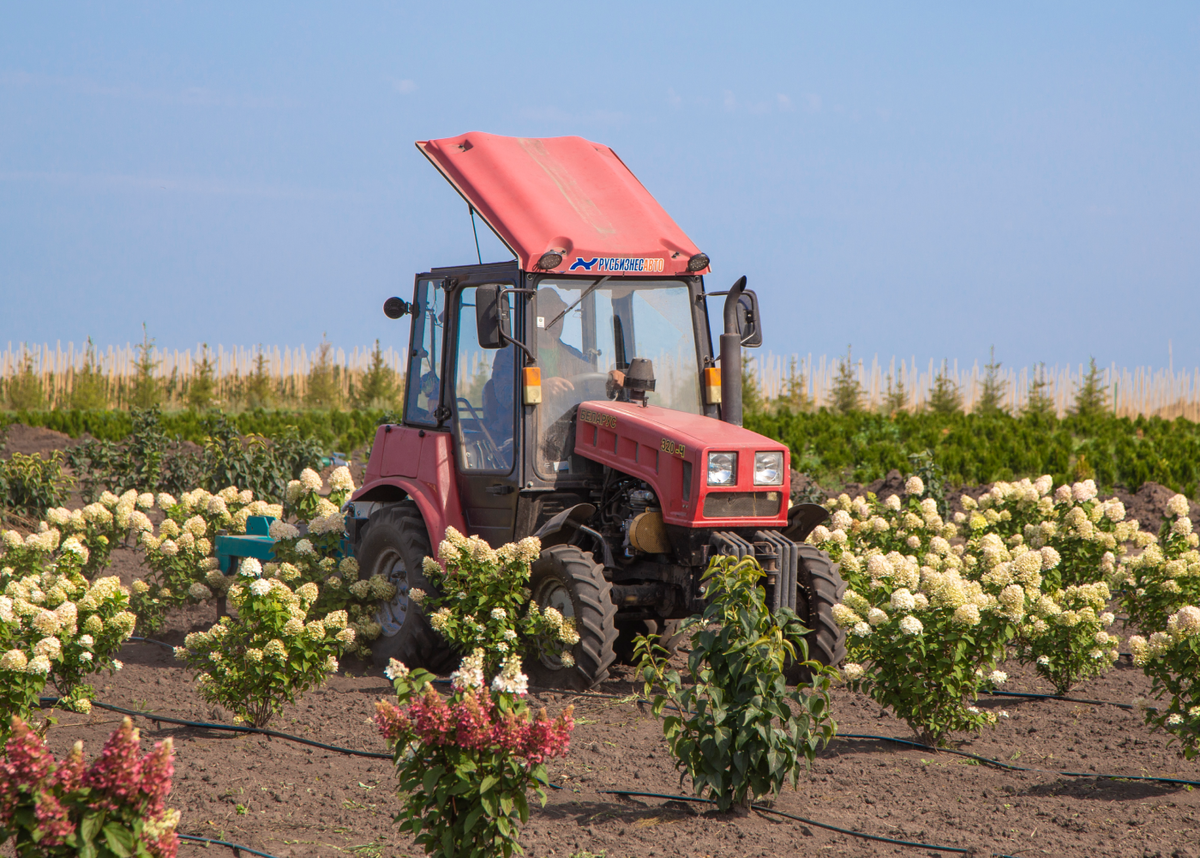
579;409;617;429
660;437;686;458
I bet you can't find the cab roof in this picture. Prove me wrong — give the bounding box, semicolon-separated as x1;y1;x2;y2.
417;132;708;276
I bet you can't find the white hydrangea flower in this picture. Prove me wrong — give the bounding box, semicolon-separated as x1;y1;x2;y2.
841;662;866;682
300;468;323;492
898;615;923;635
867;607;889;626
490;653;529;696
990;670;1008;685
249;579;272;597
451;648;486;691
385;658;409;680
330;466;355;493
295;539;314;555
1167;494;1191;518
239;557;263;577
905;476;924;495
269;520;301;541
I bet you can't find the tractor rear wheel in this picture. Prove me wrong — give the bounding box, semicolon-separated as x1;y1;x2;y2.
614;618;683;665
526;545;618;691
356;501;457;674
786;544;848;685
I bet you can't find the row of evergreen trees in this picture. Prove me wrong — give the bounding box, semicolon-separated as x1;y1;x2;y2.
2;328;404;413
743;347;1114;419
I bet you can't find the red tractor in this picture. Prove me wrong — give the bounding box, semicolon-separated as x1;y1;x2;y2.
346;132;845;688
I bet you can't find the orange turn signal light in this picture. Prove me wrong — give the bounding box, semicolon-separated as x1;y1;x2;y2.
704;367;722;405
523;367;542;404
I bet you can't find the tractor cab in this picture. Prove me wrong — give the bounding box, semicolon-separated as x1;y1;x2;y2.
349;133;844;689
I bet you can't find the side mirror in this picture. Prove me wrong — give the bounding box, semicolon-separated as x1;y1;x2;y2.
383;297;410;319
475;283;511;349
735;289;762;348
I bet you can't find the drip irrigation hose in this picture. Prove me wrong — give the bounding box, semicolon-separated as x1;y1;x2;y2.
836;733;1200;788
129;636;177;649
38;697;392;760
979;688;1135;710
601;789;1018;858
178;834;282;857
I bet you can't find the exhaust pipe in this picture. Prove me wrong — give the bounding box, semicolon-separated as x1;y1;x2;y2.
720;276;747;426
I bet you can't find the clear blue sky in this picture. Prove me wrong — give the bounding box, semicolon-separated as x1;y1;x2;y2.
2;3;1198;374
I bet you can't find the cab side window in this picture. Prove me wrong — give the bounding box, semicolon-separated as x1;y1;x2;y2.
452;285;515;471
404;279;446;426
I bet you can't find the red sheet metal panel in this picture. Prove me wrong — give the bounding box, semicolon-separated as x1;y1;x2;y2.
416;133;707;276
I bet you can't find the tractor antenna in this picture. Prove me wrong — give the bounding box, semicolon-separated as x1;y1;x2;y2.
469;205;483;265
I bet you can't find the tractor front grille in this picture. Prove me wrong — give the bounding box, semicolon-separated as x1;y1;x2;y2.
703;491;782;519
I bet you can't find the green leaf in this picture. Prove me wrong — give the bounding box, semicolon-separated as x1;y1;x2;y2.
101;823;135;857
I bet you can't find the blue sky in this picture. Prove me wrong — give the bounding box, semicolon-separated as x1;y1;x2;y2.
2;3;1198;374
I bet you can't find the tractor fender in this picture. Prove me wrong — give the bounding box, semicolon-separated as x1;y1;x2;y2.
351;432;468;554
532;503;597;549
781;502;831;543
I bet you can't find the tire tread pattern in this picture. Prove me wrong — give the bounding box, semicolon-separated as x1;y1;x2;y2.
528;545;618;690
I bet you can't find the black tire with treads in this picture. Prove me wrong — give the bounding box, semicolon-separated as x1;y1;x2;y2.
355;501;458;674
786;543;848;684
526;545;618;690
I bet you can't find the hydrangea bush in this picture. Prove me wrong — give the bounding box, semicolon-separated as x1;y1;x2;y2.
44;489;155;578
814;481;1027;745
376;656;573;858
1129;605;1200;759
134;487;282;634
636;555;837;811
1120;494;1200;634
0;715;179;857
814;474;1148;740
1017;581;1120;694
417;528;578;673
263;467;393;658
176;557;354;727
1;526;135;723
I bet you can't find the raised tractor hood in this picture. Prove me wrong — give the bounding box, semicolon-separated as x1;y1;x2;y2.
573;400;789;529
417;132;708;276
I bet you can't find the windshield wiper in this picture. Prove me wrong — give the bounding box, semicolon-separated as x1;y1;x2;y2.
546;276;609;331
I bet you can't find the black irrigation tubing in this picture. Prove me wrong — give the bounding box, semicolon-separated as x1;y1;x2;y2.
129;636;177;649
602;789;1018;858
178;833;282;858
979;688;1135;710
836;733;1200;788
38;697;393;760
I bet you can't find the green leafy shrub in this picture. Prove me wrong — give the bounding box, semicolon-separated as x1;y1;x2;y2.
177;557;354;727
1120;494;1200;634
45;489;155;578
636;555;836;811
0;452;69;523
1129;605;1200;759
0;715;179;857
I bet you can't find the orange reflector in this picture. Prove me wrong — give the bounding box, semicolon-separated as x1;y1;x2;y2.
704;367;722;405
523;367;542;404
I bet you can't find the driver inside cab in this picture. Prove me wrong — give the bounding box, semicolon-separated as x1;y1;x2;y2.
536;288;625;398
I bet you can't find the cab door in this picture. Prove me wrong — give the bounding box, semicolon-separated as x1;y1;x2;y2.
449;284;520;547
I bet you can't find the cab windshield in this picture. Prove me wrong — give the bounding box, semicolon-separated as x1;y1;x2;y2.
534;278;702;474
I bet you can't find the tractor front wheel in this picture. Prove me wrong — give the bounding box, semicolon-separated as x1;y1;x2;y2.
786;544;848;685
356;501;457;674
526;545;618;691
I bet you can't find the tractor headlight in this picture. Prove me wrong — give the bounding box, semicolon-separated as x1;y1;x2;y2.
753;451;784;486
707;452;737;486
